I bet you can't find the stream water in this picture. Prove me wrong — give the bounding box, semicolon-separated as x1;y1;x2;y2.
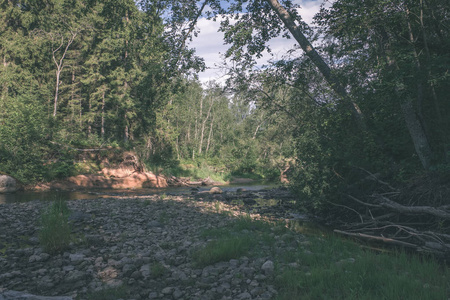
0;182;278;204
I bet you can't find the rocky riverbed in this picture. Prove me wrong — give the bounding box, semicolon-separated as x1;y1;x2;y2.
0;189;309;300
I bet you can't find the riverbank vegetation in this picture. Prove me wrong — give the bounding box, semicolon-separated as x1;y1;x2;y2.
196;215;448;300
1;0;449;257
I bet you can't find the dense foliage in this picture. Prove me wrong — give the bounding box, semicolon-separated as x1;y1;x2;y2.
203;0;450;215
0;0;170;182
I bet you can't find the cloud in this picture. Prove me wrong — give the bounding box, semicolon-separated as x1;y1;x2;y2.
190;0;326;85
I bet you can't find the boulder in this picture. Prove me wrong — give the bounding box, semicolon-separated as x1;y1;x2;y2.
0;175;18;193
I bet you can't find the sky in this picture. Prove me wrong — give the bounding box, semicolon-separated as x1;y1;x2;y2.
189;0;327;85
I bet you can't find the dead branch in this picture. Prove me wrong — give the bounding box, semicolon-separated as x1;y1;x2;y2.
374;194;450;219
357;167;399;191
347;194;381;208
327;201;364;223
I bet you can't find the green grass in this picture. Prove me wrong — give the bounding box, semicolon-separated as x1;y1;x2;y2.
192;235;254;267
38;199;72;254
193;215;285;267
195;214;448;299
274;234;449;300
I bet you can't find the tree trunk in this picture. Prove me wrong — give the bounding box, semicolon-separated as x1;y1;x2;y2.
401;100;432;169
101;90;105;139
264;0;367;132
70;68;75;125
419;0;448;161
88;97;92;137
199;97;213;155
53;65;62;117
51;32;77;117
124;114;129;144
206;114;214;155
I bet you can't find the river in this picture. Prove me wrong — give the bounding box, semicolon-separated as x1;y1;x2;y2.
0;182;278;204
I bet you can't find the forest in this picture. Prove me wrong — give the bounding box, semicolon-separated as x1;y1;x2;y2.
1;0;449;254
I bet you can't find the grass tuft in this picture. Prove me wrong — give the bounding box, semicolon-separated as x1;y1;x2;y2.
38;199;71;254
192;236;253;267
150;262;167;279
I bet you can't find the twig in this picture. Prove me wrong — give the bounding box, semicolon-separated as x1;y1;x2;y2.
327;201;364;223
347;194;381;208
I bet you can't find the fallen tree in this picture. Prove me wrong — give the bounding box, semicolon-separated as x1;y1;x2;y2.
328;171;450;260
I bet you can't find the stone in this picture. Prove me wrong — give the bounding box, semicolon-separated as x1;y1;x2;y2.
122;264;135;276
28;255;43;263
172;289;183;299
261;260;274;275
229;259;239;268
130;270;142;279
139;264;151;278
237;292;252;299
68;211;91;223
69;253;85;263
64;270;85;283
161;287;174;295
62;265;75;272
147;220;163;228
0;175;18;193
250;287;264;296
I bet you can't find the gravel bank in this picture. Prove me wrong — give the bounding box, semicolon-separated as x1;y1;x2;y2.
0;193;304;300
